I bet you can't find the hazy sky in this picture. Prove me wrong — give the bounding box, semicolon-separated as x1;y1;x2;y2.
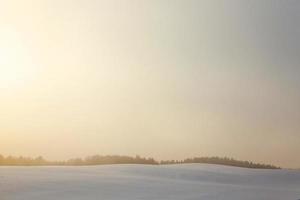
1;0;300;168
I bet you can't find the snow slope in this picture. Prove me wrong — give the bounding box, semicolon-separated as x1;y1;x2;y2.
1;164;299;200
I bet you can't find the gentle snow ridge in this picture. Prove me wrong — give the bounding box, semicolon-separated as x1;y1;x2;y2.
1;164;300;200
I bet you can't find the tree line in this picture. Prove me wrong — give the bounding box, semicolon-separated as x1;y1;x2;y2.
0;155;158;166
161;156;280;169
0;154;280;169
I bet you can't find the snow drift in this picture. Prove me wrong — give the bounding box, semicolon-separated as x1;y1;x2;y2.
1;164;299;200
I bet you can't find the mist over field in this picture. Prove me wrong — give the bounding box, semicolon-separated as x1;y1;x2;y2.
1;0;300;199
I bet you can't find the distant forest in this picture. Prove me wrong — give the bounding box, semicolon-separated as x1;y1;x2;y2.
0;154;280;169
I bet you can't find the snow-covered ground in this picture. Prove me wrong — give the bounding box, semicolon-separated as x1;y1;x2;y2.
1;164;299;200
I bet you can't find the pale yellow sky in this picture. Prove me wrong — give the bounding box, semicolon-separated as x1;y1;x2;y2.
1;0;300;168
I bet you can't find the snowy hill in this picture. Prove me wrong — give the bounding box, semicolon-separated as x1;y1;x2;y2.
1;164;299;200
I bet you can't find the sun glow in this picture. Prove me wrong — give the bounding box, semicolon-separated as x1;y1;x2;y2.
0;29;36;90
